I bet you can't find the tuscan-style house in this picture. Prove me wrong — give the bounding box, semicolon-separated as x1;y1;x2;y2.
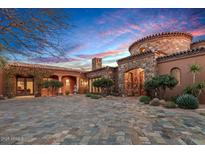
1;32;205;103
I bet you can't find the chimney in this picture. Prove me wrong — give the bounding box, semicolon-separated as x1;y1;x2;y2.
92;57;102;70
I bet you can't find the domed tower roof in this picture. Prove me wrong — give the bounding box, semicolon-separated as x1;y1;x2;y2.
129;32;193;55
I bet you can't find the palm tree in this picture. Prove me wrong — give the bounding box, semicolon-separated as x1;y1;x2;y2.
189;63;201;84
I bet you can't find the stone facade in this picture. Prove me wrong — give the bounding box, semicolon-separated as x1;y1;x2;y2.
129;32;192;55
92;57;102;70
117;51;157;95
85;66;118;93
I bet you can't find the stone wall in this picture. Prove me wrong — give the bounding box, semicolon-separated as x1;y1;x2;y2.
129;32;192;55
0;69;3;96
85;66;118;93
117;52;157;95
86;66;116;79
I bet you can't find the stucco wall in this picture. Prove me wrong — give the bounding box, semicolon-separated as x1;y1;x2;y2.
129;33;192;55
157;54;205;104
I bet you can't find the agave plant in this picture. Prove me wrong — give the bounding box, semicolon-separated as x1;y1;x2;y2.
176;94;199;109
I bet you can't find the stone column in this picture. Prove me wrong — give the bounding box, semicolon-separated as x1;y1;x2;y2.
58;75;62;94
76;76;80;93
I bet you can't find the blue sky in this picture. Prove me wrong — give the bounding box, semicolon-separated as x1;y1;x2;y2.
1;8;205;70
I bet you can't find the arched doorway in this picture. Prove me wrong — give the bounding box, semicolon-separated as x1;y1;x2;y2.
124;68;144;96
62;76;77;94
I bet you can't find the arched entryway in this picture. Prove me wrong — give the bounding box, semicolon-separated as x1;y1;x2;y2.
124;68;145;96
62;76;77;94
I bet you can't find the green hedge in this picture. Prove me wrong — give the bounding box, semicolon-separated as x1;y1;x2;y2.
86;93;101;99
139;95;151;104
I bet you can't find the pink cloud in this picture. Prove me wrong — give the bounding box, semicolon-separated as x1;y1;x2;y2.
129;24;145;32
190;27;205;37
77;49;127;59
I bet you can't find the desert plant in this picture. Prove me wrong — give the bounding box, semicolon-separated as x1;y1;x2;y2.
0;56;7;69
144;74;178;99
183;82;205;98
86;93;92;97
42;80;63;96
86;93;101;99
189;63;201;84
164;101;177;108
139;95;151;104
170;95;180;103
90;94;102;99
176;94;199;109
92;78;114;96
144;78;160;97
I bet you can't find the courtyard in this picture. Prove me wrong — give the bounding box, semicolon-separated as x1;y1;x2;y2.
0;95;205;145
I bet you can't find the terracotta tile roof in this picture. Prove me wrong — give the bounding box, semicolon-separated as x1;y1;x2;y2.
8;61;85;73
129;32;193;51
191;40;205;45
157;47;205;62
117;50;153;63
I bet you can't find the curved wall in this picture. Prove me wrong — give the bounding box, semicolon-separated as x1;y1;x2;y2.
129;32;192;55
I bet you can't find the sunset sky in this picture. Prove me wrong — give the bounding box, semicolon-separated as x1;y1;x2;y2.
1;8;205;70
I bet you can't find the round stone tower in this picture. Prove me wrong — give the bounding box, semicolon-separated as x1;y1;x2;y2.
129;32;193;55
191;40;205;49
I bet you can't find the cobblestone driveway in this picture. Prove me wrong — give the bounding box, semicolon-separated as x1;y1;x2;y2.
0;95;205;145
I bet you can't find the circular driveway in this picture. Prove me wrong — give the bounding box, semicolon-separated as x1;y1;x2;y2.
0;95;205;144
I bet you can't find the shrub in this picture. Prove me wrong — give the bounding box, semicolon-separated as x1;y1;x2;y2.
170;95;180;103
86;93;101;99
144;74;178;98
139;95;151;104
92;78;114;96
65;90;70;96
176;94;199;109
90;94;101;99
0;56;7;68
184;82;205;98
41;80;63;96
164;101;177;108
86;93;92;97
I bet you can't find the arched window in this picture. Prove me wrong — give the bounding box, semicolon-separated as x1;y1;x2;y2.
139;47;146;53
170;67;181;85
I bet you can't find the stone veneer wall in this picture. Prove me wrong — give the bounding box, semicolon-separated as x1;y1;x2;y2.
85;66;118;93
129;33;192;55
117;52;157;95
86;67;115;79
